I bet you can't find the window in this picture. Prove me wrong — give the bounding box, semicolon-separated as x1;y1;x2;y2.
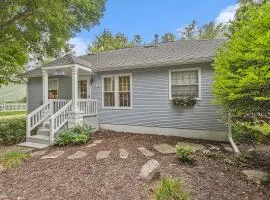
102;74;132;108
48;79;58;99
169;69;200;100
79;80;88;99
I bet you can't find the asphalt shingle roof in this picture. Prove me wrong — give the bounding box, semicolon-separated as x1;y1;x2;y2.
21;39;225;77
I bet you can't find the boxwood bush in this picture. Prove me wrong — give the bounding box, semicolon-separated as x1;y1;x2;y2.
55;125;93;146
0;117;26;145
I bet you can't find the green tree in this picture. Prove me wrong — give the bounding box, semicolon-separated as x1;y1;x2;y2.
162;32;176;42
132;34;142;46
89;29;132;53
179;20;198;40
198;22;227;39
212;1;270;116
0;0;106;86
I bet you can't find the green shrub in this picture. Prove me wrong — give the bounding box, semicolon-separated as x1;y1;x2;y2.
232;123;270;144
0;117;26;145
0;151;31;169
154;176;190;200
55;125;93;146
176;145;193;162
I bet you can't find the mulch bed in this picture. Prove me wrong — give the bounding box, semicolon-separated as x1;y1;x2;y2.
0;130;269;200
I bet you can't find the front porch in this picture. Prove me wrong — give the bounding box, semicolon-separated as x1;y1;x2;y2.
23;61;97;147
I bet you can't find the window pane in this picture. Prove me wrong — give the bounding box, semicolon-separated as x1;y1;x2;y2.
48;79;58;99
104;77;114;92
79;80;87;99
119;76;130;107
104;92;115;106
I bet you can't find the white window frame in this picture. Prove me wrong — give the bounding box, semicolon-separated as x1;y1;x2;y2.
48;78;59;99
168;68;201;100
102;73;133;109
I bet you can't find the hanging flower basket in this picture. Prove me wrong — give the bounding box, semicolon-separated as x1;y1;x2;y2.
171;97;198;107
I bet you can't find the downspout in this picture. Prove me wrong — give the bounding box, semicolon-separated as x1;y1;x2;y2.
228;112;241;154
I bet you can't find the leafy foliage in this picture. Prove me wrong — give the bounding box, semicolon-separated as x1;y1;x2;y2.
212;2;270;116
0;151;30;169
132;34;143;46
55;125;93;146
172;97;198;107
0;117;26;145
162;33;176;42
176;145;193;162
89;29;133;53
154;176;190;200
0;0;106;86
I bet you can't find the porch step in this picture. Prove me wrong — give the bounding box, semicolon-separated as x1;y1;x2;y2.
26;135;50;145
18;142;49;149
37;127;50;136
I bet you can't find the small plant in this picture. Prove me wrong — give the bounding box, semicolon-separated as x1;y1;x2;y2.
154;176;190;200
176;145;193;162
55;125;93;146
0;151;31;169
172;97;198;107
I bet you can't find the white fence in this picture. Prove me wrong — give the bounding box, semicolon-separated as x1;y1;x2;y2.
0;102;27;112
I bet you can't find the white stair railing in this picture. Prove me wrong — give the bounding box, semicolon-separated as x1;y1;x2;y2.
49;100;72;144
78;99;97;116
50;99;69;113
26;102;52;137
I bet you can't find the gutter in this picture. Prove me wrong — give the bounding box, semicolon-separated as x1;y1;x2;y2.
228;112;241;154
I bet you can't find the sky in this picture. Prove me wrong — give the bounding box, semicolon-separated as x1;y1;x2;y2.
69;0;239;56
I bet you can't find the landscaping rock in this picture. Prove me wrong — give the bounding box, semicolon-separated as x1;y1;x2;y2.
96;151;111;160
0;164;4;173
119;149;129;159
86;143;97;148
139;159;160;182
93;140;103;144
208;144;220;151
177;142;205;152
224;146;234;153
153;143;176;154
68;151;87;159
31;150;48;157
138;147;154;157
243;170;270;184
41;151;64;159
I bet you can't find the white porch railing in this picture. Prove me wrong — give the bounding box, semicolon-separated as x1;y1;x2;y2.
50;99;69;113
26;102;52;137
49;100;72;144
78;99;97;116
0;102;27;112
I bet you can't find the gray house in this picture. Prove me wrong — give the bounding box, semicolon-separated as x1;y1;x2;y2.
21;39;227;147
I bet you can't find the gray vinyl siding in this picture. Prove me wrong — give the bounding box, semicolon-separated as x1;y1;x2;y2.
27;76;72;112
91;63;227;131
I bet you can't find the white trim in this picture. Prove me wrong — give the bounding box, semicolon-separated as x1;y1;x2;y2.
168;67;201;100
100;124;228;142
42;64;92;72
101;73;133;109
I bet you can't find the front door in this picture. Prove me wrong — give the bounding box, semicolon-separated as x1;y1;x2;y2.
78;80;90;99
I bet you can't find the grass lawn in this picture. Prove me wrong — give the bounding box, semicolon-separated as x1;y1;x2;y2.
0;131;269;200
0;111;25;120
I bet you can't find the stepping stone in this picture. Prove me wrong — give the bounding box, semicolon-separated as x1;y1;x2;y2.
153;143;176;154
41;150;64;159
139;159;160;182
119;149;129;159
68;151;87;159
96;151;111;160
243;170;270;185
138;147;154;157
177;142;205;152
86;143;97;148
31;150;48;157
93;140;103;144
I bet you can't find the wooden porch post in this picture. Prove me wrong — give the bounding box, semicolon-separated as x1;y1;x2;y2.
42;69;48;103
72;65;78;112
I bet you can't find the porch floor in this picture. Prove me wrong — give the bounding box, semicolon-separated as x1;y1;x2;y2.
1;131;270;200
